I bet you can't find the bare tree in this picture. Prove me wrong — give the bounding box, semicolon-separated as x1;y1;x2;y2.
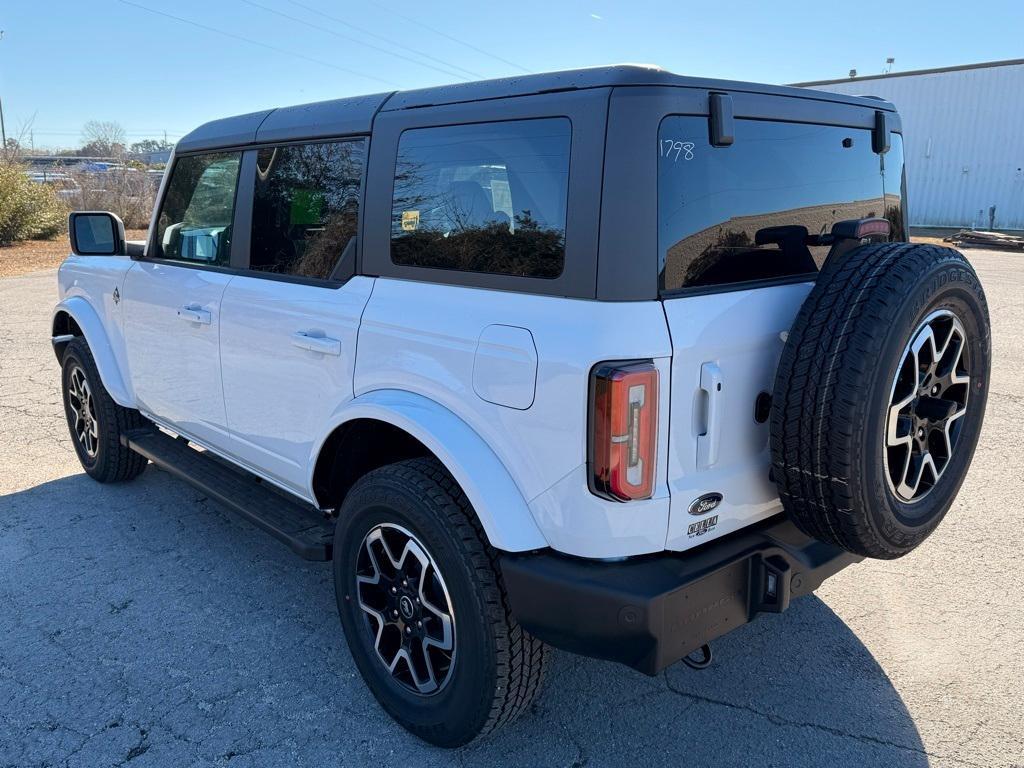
66;166;156;229
129;138;173;155
80;120;127;157
1;112;38;162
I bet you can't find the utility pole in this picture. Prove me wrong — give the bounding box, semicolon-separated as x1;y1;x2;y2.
0;30;7;149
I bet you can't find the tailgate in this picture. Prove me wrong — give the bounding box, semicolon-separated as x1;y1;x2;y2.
662;282;812;551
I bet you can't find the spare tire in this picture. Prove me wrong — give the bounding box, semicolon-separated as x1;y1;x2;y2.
770;242;990;559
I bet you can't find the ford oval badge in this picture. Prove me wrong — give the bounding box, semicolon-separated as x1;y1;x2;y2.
688;493;723;516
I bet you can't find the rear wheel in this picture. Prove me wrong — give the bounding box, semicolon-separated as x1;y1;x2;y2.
770;243;991;559
61;338;148;483
333;458;548;747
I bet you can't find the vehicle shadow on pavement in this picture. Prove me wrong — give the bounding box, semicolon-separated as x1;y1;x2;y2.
0;468;928;768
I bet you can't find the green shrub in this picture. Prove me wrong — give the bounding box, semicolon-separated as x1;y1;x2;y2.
0;162;68;245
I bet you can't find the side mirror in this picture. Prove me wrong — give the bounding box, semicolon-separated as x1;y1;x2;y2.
69;211;126;256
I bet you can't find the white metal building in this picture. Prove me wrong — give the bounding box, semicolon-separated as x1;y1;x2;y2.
795;59;1024;230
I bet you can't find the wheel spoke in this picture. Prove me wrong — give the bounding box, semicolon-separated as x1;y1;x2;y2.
418;566;454;652
941;406;968;458
886;400;914;448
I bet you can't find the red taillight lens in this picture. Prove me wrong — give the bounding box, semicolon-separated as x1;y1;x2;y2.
589;361;658;501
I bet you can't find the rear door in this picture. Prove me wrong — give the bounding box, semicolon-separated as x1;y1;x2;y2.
658;115;889;551
218;139;372;495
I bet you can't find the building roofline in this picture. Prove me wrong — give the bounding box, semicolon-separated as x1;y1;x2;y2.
791;57;1024;87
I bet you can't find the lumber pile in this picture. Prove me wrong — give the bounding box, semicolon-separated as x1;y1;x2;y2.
944;230;1024;251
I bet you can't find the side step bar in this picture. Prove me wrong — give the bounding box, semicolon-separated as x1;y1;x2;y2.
122;428;334;561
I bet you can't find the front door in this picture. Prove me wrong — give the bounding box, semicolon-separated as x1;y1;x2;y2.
123;151;243;450
219;139;371;495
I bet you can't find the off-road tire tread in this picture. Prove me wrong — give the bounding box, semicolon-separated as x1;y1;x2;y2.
769;242;987;559
63;338;148;482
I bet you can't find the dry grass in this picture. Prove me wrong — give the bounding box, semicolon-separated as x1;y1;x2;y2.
910;235;949;246
0;230;148;279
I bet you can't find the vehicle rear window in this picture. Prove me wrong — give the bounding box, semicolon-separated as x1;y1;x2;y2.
390;118;571;279
658;117;887;293
250;139;366;281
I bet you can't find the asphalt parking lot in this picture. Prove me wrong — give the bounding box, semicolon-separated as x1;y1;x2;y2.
1;251;1022;768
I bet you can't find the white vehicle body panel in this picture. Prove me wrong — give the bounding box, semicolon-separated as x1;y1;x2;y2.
54;256;137;407
662;283;813;551
354;278;674;559
219;274;375;495
122;261;233;449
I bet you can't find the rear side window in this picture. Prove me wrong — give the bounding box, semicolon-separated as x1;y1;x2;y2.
156;152;242;265
658;117;885;293
390;118;571;279
251;139;366;281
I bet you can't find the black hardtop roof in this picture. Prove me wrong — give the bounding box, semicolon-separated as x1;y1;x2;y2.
176;64;896;153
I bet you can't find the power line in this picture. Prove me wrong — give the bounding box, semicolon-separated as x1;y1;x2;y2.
240;0;472;82
369;1;531;74
117;0;399;87
30;130;187;136
284;0;484;79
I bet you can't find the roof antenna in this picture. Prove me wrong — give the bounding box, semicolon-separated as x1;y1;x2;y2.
884;57;895;74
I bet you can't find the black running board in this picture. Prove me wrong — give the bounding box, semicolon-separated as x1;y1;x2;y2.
122;428;334;561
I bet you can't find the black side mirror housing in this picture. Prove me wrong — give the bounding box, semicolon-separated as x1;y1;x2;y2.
69;211;127;256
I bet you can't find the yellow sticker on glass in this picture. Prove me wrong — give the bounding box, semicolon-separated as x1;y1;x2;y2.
401;210;420;231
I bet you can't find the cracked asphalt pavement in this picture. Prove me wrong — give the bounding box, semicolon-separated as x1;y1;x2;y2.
2;252;1022;767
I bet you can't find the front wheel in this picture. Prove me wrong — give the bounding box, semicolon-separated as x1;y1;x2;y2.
333;458;548;747
61;338;148;483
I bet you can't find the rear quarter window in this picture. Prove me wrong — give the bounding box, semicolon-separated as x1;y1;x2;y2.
658;117;886;293
390;118;571;279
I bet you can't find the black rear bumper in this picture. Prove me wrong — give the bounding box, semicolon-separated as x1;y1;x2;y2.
499;517;861;675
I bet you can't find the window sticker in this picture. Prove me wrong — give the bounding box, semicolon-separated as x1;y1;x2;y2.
401;210;420;231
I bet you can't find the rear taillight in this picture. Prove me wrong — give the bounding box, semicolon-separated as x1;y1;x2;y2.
589;361;658;501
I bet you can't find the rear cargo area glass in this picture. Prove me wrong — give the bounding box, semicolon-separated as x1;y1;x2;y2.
657;117;888;293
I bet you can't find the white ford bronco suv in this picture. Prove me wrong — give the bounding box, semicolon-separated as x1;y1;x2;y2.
54;65;990;746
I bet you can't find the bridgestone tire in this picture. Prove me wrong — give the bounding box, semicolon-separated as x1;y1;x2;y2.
332;458;548;747
61;338;149;483
770;243;990;559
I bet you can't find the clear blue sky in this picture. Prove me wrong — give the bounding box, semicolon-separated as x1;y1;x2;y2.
3;0;1022;150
